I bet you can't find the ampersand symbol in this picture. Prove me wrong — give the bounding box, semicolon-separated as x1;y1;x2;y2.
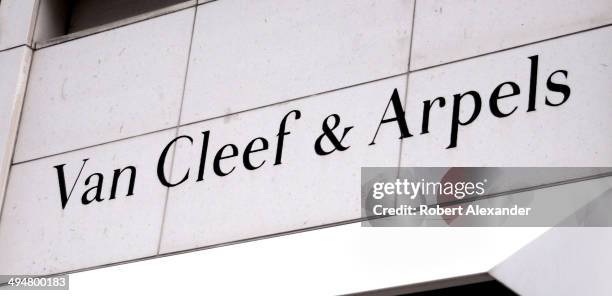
314;114;354;155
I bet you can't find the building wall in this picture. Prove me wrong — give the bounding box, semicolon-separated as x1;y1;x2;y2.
0;0;611;279
0;0;36;230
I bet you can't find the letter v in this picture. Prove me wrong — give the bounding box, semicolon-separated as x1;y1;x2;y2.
54;159;89;210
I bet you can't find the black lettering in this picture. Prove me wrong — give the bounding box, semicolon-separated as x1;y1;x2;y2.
370;88;412;145
421;97;446;134
54;159;89;210
527;55;539;112
545;70;571;106
447;91;482;149
490;81;520;117
196;131;210;182
109;166;136;199
243;137;269;170
157;135;192;187
214;144;238;176
82;173;104;205
275;110;301;165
